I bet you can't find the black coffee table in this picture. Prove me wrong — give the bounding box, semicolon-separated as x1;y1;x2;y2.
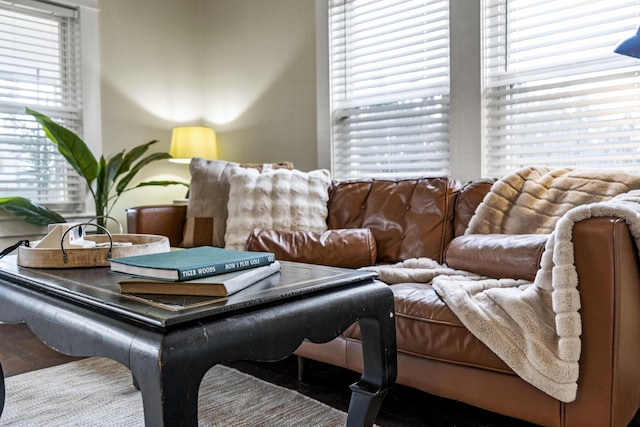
0;257;396;426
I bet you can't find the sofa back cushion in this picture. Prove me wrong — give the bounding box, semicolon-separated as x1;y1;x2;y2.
327;178;461;264
452;179;495;237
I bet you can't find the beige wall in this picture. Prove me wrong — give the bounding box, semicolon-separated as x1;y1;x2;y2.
200;0;317;167
99;0;318;227
0;0;318;246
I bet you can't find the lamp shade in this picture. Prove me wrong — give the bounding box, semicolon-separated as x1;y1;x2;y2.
169;126;218;164
615;27;640;59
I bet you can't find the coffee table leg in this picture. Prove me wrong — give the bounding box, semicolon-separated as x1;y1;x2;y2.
131;358;206;426
347;385;386;427
346;312;397;427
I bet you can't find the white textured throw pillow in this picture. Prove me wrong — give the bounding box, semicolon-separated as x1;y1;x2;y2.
182;158;294;248
224;168;331;250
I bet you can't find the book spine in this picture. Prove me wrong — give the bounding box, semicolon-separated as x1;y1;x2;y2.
177;254;276;281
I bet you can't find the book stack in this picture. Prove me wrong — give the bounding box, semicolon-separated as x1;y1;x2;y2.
109;246;279;297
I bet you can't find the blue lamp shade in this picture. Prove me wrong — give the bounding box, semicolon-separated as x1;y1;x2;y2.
615;28;640;59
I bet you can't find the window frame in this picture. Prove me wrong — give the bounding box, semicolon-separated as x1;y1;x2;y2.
318;1;640;180
0;0;100;242
482;0;640;177
316;0;483;181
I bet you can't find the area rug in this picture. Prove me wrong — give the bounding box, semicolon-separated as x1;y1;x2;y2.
0;357;349;426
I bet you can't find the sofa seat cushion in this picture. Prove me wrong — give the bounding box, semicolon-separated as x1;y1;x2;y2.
245;228;377;268
345;282;513;373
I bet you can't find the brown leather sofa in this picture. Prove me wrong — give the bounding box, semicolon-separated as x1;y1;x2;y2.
127;177;640;427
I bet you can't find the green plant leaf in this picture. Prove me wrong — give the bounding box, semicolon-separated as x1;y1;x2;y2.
116;140;157;177
26;108;99;184
115;152;172;194
10;109;175;231
94;156;109;217
122;180;189;192
0;197;66;226
105;151;125;192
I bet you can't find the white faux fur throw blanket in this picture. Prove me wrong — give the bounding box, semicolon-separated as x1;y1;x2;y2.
367;167;640;402
364;257;479;284
466;166;640;234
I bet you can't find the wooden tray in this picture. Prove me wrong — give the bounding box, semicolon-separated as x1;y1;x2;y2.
17;233;170;268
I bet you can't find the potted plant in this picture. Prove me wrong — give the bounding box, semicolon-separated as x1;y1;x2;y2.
0;108;187;228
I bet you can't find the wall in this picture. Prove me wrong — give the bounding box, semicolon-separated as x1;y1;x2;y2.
99;0;318;229
0;0;317;247
98;0;202;229
200;0;318;168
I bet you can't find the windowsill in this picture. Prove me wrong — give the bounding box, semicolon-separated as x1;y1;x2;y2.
0;212;96;249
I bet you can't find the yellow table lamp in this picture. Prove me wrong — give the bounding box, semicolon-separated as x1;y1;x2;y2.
169;126;217;164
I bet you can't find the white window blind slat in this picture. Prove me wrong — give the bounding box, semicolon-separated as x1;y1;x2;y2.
0;0;77;18
0;1;84;212
329;0;450;179
484;0;640;177
336;115;449;131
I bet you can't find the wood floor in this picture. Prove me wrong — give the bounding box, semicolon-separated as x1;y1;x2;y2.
1;322;638;427
0;323;82;377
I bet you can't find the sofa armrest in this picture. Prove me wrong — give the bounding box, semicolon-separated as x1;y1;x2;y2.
126;205;187;247
565;216;640;426
245;228;377;268
444;233;547;281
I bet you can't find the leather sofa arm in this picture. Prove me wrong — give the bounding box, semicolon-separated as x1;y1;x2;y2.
567;216;640;426
245;228;377;268
126;205;187;247
444;234;548;281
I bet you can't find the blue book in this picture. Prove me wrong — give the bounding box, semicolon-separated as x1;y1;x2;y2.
109;246;276;281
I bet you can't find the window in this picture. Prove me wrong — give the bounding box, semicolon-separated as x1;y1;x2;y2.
484;0;640;177
0;0;84;213
328;0;450;179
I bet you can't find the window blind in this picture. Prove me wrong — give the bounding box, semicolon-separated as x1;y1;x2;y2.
329;0;450;179
484;0;640;177
0;0;84;213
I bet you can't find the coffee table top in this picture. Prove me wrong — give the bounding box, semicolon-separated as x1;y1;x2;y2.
0;257;377;329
